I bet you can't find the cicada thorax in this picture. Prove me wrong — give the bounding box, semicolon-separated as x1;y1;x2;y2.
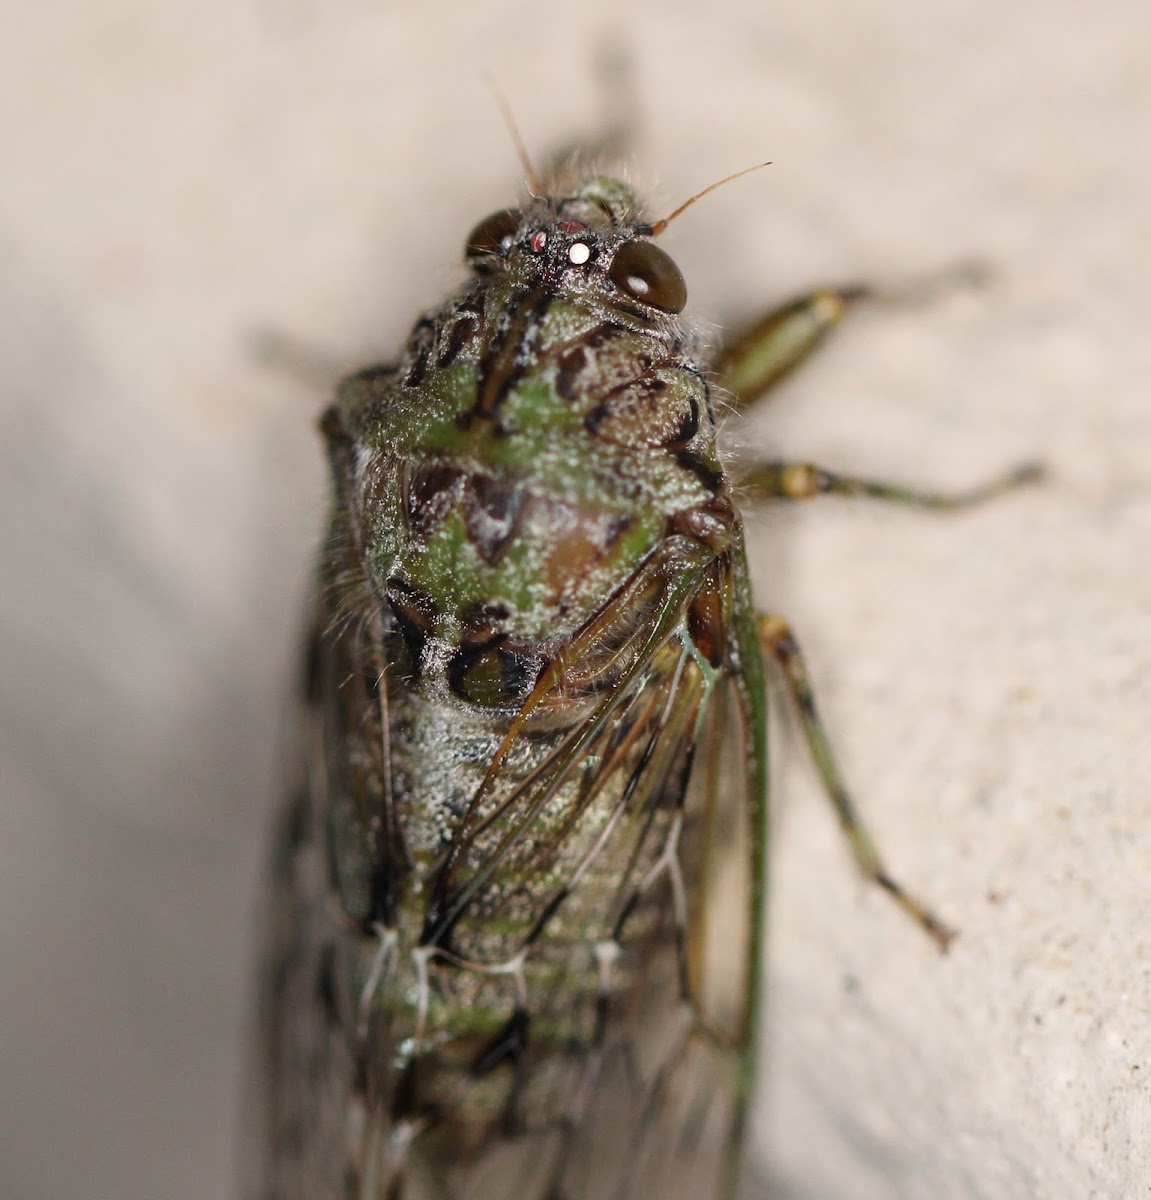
301;178;750;1192
327;182;737;716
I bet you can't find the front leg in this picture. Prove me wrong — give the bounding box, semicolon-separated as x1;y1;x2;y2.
714;263;992;410
714;286;867;409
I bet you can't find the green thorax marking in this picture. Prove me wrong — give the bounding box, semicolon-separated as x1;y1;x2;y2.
333;178;730;702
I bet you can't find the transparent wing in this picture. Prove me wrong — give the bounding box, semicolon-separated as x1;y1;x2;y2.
250;546;764;1200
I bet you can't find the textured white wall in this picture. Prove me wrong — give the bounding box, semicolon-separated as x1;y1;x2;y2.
2;4;1148;1199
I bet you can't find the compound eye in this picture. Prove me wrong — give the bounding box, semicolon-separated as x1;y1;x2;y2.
608;241;687;313
464;208;522;261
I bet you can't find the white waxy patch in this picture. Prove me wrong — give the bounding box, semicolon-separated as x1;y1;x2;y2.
568;241;591;265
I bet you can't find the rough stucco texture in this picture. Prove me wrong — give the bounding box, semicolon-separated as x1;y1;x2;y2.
2;4;1149;1199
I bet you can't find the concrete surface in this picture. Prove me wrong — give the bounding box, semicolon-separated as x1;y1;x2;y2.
2;2;1149;1198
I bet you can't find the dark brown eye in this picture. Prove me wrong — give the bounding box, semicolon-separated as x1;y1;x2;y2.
464;208;521;261
608;241;687;313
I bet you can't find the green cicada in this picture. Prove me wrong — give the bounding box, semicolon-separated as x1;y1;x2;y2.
249;151;1037;1199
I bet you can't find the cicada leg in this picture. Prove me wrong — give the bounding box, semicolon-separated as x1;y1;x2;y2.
713;263;993;409
736;459;1042;509
714;285;869;407
724;287;1044;573
719;275;1042;950
756;612;956;952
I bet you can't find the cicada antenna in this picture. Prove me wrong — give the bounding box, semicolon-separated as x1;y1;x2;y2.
484;78;545;198
648;161;772;236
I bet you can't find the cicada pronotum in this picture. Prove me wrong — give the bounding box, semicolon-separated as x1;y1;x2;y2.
245;140;1038;1200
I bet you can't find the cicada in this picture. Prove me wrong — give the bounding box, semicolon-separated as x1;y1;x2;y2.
248;153;1037;1200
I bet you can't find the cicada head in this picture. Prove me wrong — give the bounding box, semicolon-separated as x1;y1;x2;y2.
462;176;688;319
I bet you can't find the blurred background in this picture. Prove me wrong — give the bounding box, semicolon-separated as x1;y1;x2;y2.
3;2;1150;1198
